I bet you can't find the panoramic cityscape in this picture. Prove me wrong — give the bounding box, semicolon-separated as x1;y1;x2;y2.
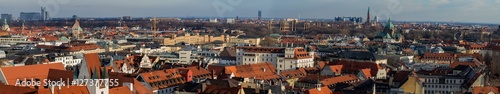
0;0;499;94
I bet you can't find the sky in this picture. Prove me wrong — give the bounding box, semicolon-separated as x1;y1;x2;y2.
0;0;499;24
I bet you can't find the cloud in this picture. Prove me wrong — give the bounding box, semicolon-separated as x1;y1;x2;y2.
430;0;450;5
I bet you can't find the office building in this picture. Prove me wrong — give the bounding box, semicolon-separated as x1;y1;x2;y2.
226;18;235;23
258;10;262;20
209;18;218;23
122;16;132;21
1;14;13;21
20;12;41;21
72;15;78;20
41;7;49;21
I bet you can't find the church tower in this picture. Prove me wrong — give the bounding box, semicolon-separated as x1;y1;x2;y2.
364;7;373;27
383;18;395;36
2;19;10;32
366;7;371;24
72;19;83;39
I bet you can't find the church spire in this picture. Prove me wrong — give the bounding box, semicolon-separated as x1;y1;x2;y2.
72;19;83;39
2;18;10;32
367;7;371;23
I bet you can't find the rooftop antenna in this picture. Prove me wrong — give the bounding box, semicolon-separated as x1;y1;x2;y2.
298;14;301;21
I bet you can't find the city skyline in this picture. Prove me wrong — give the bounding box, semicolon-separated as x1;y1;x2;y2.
0;0;499;24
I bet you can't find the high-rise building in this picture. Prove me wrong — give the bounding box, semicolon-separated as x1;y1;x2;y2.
72;15;78;20
40;7;49;21
258;11;262;20
226;18;235;24
122;16;132;21
209;18;218;23
20;12;41;21
374;15;379;22
1;14;13;21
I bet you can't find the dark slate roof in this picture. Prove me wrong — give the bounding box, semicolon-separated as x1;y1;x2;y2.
334;51;387;60
15;49;47;56
219;47;236;60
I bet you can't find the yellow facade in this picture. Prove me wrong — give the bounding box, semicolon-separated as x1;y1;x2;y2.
154;33;229;45
400;76;424;94
229;37;261;46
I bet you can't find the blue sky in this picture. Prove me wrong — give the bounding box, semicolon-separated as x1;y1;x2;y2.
0;0;499;24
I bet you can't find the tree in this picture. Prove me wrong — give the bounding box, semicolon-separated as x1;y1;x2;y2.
260;37;278;47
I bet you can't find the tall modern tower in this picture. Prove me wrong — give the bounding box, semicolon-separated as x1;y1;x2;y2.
41;7;44;21
0;14;12;21
41;7;48;21
258;11;262;20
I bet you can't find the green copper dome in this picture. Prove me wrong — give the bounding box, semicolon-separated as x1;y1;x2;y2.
385;18;394;29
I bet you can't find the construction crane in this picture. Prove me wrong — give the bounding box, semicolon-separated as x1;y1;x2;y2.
153;17;157;38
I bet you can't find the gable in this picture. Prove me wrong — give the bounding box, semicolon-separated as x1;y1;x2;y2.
83;53;102;79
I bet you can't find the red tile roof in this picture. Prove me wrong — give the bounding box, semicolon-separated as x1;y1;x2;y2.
208;62;281;81
36;86;89;94
450;62;479;68
321;75;358;86
472;86;500;94
280;69;307;78
0;84;37;94
332;60;381;75
109;86;133;94
84;53;103;79
305;86;332;94
0;63;65;85
176;66;211;78
421;52;454;60
328;65;343;75
361;68;372;78
293;48;312;59
138;69;185;90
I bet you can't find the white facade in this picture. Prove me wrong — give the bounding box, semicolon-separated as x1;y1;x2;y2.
236;47;315;72
422;78;464;94
139;55;153;68
55;56;82;68
226;18;235;23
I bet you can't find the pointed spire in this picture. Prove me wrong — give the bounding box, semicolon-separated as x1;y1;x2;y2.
92;67;99;79
101;67;108;79
74;66;80;79
453;33;458;41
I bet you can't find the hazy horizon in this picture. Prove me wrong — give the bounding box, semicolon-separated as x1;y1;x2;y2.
1;0;499;24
